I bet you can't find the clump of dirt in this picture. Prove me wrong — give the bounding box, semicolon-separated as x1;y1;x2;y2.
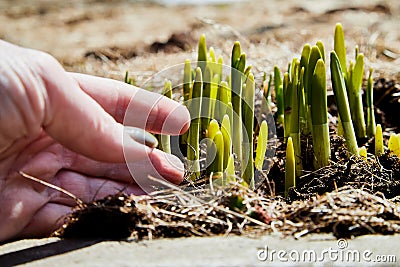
53;185;283;240
84;32;195;61
53;183;400;240
263;133;400;202
282;187;400;238
288;149;400;201
149;32;196;53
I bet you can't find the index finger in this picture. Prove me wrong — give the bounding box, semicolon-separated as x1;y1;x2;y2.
70;73;190;135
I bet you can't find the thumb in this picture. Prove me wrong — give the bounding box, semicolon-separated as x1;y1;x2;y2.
39;56;151;163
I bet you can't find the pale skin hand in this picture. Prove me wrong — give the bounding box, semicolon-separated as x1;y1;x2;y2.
0;40;190;242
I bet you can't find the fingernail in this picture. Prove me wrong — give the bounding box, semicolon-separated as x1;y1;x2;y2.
150;149;184;184
125;126;158;148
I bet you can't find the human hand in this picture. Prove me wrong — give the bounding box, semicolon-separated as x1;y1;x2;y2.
0;40;190;242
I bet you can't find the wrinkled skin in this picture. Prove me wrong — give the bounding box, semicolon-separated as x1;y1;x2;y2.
0;40;190;242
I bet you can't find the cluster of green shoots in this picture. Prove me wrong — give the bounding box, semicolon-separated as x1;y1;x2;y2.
157;35;270;189
269;23;400;196
124;23;400;196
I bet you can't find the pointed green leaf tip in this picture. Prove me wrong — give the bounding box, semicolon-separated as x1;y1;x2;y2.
359;146;367;160
375;124;383;156
163;79;172;98
352;53;364;91
300;44;311;95
351;53;366;139
285;137;296;197
243;73;255;143
231;41;241;68
225;154;235;184
311;59;327;125
306;45;322;105
388;134;400;157
274;66;284;123
316;40;325;62
197;34;207;73
230;41;244;170
330;51;350;122
209;47;216;62
334;23;347;76
207;119;219;140
255;121;268;170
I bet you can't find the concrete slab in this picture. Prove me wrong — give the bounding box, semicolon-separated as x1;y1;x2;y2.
0;234;399;266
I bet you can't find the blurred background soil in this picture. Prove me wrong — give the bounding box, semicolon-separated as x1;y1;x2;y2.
1;0;399;86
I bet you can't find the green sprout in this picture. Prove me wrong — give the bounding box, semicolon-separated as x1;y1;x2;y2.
337;115;344;136
359;146;367;160
207;119;219;139
264;73;273;108
124;71;135;85
212;130;224;177
197;34;207;74
187;67;203;180
330;51;359;156
209;74;219;120
310;59;330;168
349;53;366;138
181;59;192;146
285;137;296;197
242;73;255;188
160;80;172;154
209;47;216;63
306;45;323;112
221;114;232;169
206;121;225;182
231;42;245;173
274;66;284;124
258;73;272;132
388;134;400;157
183;59;192;103
334;23;369;140
226;102;234;137
283;72;290;138
201;64;212;134
375;124;384;157
286;59;302;177
255;120;268;170
225;154;236;184
217;81;231;121
206;119;219;176
334;23;347;77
